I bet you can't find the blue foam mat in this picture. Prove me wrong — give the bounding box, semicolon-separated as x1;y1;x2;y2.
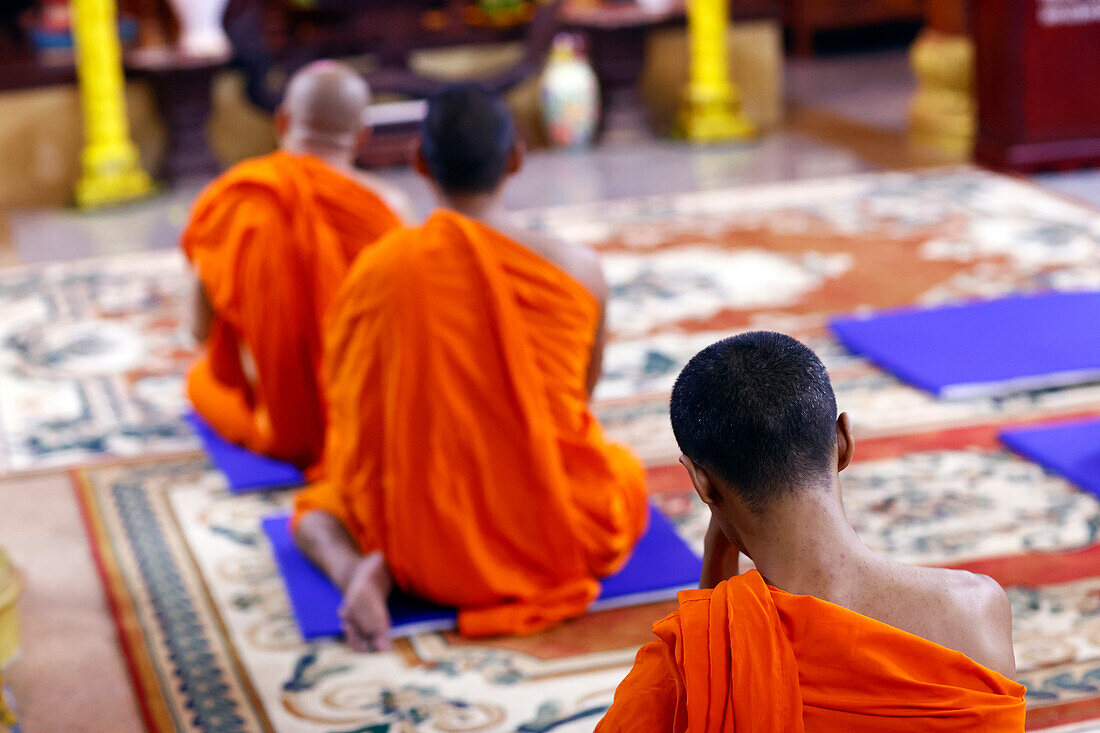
185;412;304;494
1001;418;1100;500
264;503;703;639
829;291;1100;399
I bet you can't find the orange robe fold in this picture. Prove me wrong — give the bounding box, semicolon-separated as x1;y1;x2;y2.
294;209;648;636
597;570;1027;731
183;151;402;469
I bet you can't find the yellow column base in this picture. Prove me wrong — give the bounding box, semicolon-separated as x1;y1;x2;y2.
677;87;757;144
0;550;20;672
908;29;975;156
0;684;14;730
74;142;156;210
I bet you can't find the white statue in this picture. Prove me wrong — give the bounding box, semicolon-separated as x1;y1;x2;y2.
165;0;232;59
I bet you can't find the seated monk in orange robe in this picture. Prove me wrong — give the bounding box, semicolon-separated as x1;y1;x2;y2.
184;60;412;471
292;83;648;649
598;332;1026;731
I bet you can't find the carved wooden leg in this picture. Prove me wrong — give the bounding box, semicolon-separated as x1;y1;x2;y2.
146;62;224;184
584;25;649;139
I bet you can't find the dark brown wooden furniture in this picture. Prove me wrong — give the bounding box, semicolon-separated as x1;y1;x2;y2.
222;0;565;166
974;0;1100;172
0;0;177;92
561;1;686;136
226;0;558;110
0;1;75;92
784;0;923;55
127;51;227;183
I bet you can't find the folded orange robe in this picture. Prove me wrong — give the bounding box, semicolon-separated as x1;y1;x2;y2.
295;209;649;636
183;151;402;470
598;569;1026;731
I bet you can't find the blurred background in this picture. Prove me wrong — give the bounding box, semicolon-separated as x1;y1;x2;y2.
0;0;1095;238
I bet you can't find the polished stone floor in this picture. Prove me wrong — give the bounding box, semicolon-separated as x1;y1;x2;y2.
0;50;905;264
6;49;1098;267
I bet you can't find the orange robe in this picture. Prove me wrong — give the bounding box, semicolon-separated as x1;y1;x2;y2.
294;209;649;637
598;570;1027;731
183;151;402;470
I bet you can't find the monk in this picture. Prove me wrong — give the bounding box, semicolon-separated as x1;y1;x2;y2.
598;332;1026;731
293;83;648;649
183;60;413;472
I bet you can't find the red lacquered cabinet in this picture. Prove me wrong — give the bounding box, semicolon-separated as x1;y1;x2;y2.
974;0;1100;172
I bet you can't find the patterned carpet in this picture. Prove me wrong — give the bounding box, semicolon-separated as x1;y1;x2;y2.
13;167;1100;730
0;254;194;473
5;168;1100;474
76;437;1100;731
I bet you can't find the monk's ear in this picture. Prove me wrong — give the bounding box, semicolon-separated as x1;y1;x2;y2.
354;126;370;152
680;455;720;508
506;139;525;176
274;109;289;142
412;143;432;179
836;412;854;472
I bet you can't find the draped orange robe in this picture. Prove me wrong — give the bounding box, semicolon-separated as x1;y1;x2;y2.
183;151;402;470
598;570;1027;731
294;209;649;637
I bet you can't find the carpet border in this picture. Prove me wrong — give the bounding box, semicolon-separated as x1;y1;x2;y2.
71;466;175;733
160;472;276;732
71;454;284;733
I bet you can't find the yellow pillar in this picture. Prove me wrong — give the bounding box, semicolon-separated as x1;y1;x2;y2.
678;0;755;143
71;0;155;209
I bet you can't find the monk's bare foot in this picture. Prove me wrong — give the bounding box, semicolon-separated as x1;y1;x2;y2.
338;552;394;652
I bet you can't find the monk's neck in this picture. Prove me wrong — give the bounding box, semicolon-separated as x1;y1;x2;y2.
280;141;355;172
439;191;507;227
739;487;880;597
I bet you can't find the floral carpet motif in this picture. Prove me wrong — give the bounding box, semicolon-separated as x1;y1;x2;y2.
5;169;1100;472
0;252;195;473
77;431;1100;731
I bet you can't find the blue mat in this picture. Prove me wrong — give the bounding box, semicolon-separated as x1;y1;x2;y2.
263;503;703;639
829;291;1100;399
1001;418;1100;500
185;412;304;494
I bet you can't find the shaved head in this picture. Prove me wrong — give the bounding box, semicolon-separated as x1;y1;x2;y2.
421;83;516;194
670;332;838;515
279;60;371;152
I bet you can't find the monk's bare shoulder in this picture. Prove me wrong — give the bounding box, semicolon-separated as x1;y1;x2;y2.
841;562;1016;680
352;170;418;223
910;566;1017;680
499;224;608;306
944;569;1016;678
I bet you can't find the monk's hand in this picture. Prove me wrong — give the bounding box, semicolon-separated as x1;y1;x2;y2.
700;513;740;590
338;552;394;653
